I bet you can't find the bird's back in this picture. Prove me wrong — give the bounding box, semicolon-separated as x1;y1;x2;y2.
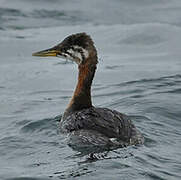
60;107;144;151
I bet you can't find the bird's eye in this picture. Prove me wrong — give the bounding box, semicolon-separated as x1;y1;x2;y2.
61;47;66;52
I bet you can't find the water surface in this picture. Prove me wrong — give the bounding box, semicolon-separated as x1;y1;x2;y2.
0;0;181;179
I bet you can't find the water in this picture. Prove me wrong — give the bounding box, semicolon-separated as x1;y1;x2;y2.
0;0;181;179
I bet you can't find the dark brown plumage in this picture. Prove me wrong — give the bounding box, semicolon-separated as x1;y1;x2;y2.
32;33;144;152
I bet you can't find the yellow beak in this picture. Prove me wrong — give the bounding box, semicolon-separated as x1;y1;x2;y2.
32;47;60;57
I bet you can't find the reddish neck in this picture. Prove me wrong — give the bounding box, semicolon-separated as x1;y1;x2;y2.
65;62;97;115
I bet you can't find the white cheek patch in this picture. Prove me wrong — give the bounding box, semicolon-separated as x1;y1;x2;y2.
58;46;89;64
57;52;80;65
67;49;83;62
82;49;89;59
75;52;83;61
66;49;74;55
73;45;89;59
57;53;72;61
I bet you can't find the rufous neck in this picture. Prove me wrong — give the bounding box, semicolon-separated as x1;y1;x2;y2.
65;61;97;115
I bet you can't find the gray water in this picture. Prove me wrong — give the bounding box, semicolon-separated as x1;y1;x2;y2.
0;0;181;179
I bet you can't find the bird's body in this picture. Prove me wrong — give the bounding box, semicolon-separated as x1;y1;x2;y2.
32;33;144;152
61;107;143;150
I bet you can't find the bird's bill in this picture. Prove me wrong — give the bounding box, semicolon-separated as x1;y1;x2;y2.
32;47;60;57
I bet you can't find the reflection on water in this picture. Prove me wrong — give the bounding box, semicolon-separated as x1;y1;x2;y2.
0;0;181;179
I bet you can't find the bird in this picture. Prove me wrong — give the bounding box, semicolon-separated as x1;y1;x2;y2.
32;32;144;153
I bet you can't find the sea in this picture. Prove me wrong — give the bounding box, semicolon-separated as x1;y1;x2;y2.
0;0;181;179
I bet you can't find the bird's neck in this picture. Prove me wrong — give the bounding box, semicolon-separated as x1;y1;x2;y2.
64;60;97;116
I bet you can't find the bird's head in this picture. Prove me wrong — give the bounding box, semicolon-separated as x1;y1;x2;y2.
32;33;97;65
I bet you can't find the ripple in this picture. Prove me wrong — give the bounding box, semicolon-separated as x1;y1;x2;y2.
15;36;25;39
158;88;181;94
20;116;61;134
122;33;163;45
145;106;181;123
15;119;31;127
30;9;88;24
141;171;165;180
31;9;66;19
53;167;94;179
114;74;181;87
129;115;151;122
5;177;51;180
95;88;145;98
0;136;32;156
28;89;71;95
147;153;172;164
0;8;27;17
105;65;123;70
110;74;181;103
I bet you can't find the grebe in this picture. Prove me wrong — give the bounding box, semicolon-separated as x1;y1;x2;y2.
32;33;144;151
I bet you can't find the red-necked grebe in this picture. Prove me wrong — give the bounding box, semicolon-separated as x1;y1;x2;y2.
32;33;144;151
